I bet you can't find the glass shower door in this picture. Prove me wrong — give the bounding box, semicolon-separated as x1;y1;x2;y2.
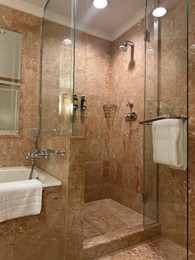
41;0;76;137
143;0;159;228
144;0;188;258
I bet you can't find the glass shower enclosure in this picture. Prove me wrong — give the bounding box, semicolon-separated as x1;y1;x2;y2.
144;0;188;257
41;0;76;137
41;0;87;138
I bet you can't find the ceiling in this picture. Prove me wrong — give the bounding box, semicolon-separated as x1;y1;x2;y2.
0;0;145;40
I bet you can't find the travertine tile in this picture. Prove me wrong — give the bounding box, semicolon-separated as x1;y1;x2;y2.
83;199;143;246
0;235;15;260
99;237;189;260
83;226;102;239
0;5;41;167
1;1;195;260
14;227;65;260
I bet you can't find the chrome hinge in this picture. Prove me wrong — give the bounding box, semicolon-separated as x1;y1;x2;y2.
145;30;150;42
142;192;148;204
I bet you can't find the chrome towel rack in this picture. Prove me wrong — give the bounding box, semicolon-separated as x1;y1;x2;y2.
139;114;188;125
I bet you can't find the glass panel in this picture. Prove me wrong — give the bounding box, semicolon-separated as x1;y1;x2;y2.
144;0;188;257
72;0;87;137
41;0;76;136
144;0;159;227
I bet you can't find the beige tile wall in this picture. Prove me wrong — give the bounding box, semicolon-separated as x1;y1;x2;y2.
0;5;41;167
40;19;86;259
0;6;69;260
157;0;188;249
106;20;145;213
0;185;66;260
83;22;145;213
189;0;195;254
1;1;195;258
39;136;85;259
84;34;112;201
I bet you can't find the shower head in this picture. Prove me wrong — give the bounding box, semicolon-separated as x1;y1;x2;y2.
119;41;134;52
119;44;128;52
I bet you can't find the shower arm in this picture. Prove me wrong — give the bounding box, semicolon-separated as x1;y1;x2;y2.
126;40;134;47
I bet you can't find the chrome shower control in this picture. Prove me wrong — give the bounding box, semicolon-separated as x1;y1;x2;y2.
125;112;137;122
126;101;134;108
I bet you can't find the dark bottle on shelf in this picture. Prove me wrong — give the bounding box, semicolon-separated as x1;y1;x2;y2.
81;96;87;110
73;94;78;109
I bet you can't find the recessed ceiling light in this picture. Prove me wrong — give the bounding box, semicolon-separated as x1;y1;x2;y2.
152;7;167;17
190;44;195;49
63;39;72;45
93;0;108;9
0;29;6;34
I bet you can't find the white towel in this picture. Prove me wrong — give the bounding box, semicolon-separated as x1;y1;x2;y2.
0;179;42;223
152;119;187;170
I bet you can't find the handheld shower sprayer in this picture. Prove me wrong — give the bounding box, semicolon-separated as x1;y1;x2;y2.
29;128;39;150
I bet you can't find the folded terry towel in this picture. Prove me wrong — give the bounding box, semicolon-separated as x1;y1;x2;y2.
0;179;42;223
152;119;187;170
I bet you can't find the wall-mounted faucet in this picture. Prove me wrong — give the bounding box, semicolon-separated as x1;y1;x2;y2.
125;101;137;122
26;149;66;161
125;112;137;122
45;149;66;159
126;101;134;108
26;148;66;180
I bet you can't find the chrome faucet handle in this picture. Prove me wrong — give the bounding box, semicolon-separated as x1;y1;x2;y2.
25;152;36;160
126;101;134;108
46;148;66;158
25;153;31;160
125;112;137;122
57;150;66;157
47;148;58;154
25;150;46;160
36;150;47;158
25;149;66;161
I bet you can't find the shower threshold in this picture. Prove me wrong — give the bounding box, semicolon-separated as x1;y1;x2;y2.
83;199;154;259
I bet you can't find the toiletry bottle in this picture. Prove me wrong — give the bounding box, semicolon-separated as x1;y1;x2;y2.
62;93;68;105
81;96;87;110
73;94;78;109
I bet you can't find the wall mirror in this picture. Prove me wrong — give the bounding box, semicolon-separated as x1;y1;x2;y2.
0;28;22;134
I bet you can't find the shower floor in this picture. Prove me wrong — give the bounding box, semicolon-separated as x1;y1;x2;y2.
98;237;192;260
83;199;192;260
83;198;143;240
83;199;153;259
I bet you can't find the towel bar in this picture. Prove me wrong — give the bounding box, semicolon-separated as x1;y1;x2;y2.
139;114;188;125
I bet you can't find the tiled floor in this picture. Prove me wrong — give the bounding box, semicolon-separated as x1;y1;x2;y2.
98;237;190;260
83;199;192;260
83;198;143;240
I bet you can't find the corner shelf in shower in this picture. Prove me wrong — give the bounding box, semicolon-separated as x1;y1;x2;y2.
103;104;117;118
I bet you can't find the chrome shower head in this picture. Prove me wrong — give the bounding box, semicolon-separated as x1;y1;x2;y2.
119;41;134;52
119;44;128;52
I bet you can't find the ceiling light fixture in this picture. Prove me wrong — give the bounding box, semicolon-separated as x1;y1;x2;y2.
190;44;195;49
0;29;6;34
63;39;72;45
152;7;167;17
93;0;108;9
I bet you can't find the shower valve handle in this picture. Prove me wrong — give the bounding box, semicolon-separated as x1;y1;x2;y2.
126;101;134;108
